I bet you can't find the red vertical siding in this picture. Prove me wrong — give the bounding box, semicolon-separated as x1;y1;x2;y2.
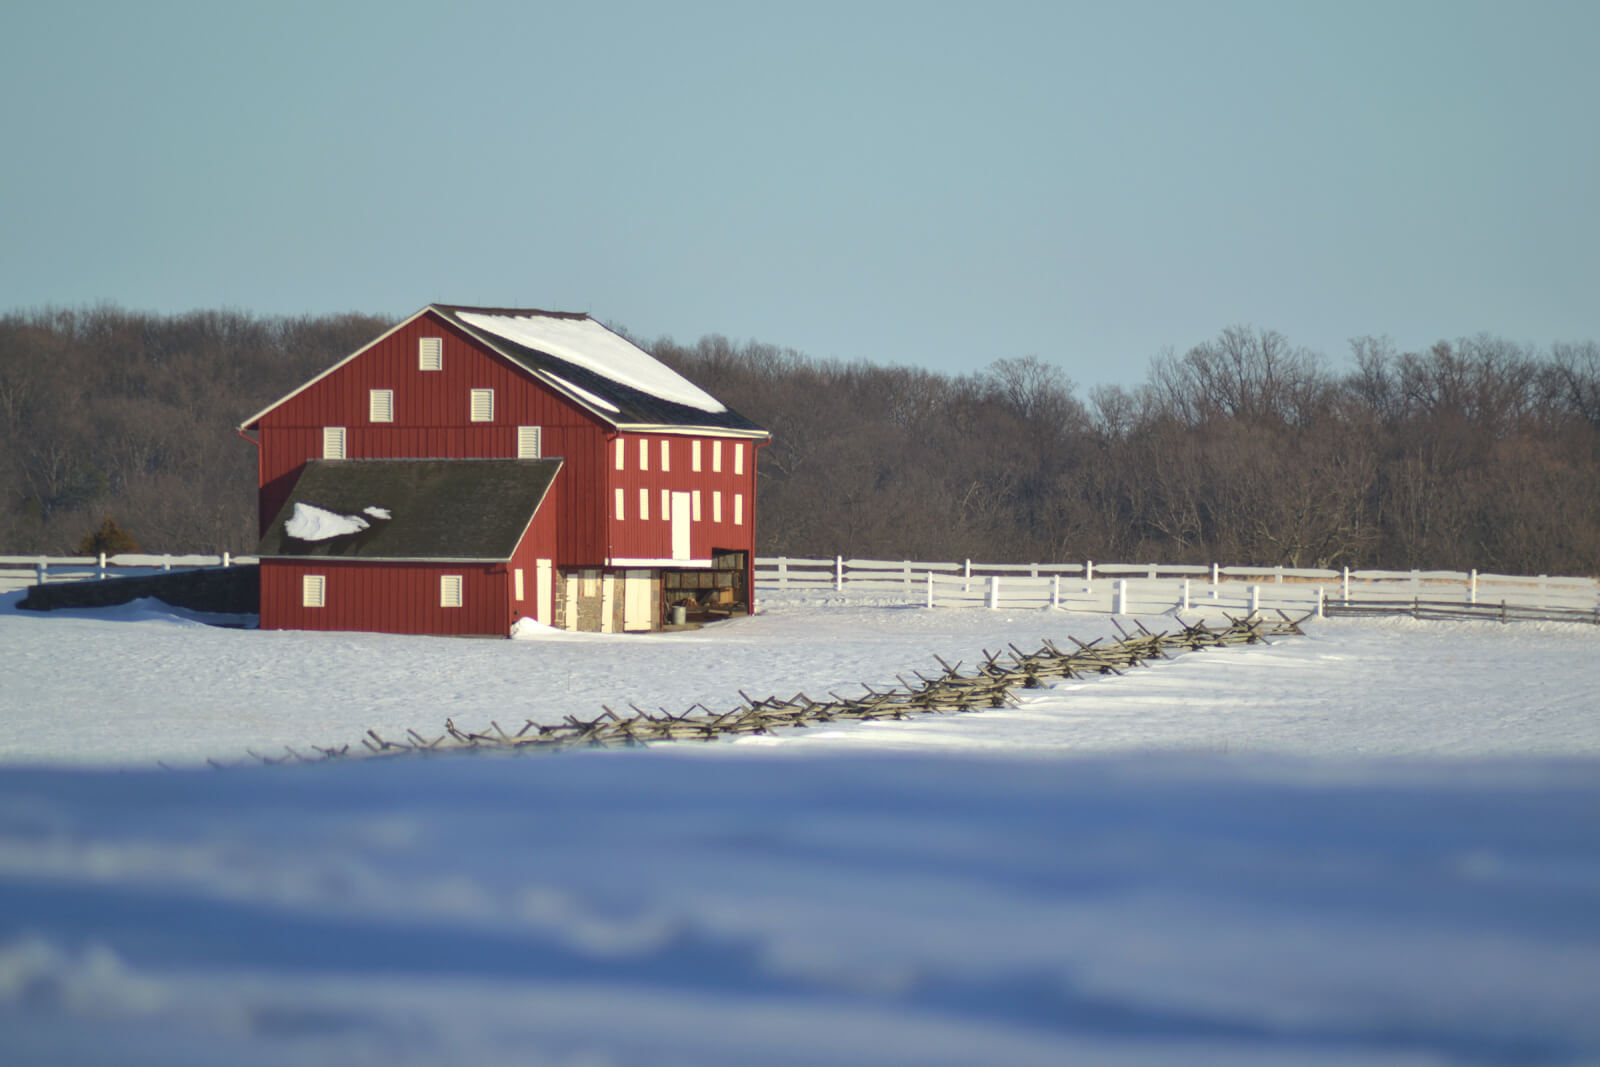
606;432;760;561
261;559;508;636
255;311;607;562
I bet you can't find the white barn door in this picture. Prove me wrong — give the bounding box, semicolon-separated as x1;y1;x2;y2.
671;491;692;561
623;570;652;631
535;559;553;625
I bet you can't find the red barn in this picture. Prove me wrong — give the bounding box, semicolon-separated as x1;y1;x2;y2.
239;305;770;636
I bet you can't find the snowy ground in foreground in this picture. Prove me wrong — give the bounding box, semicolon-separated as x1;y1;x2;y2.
1;590;1598;1065
2;590;1598;766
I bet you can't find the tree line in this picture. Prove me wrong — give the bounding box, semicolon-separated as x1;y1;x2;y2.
2;307;1597;575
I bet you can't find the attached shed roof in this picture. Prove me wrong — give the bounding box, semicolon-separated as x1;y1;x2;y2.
433;304;768;436
257;458;562;562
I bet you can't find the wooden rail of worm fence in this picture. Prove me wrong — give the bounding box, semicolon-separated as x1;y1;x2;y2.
218;611;1311;768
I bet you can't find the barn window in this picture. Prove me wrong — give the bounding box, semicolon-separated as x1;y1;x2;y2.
419;337;443;371
440;574;463;608
691;490;702;522
734;443;745;475
302;574;325;608
517;425;542;459
713;440;723;473
614;438;625;470
514;568;525;602
712;490;723;523
660;488;671;519
691;440;702;472
470;389;494;422
660;439;671;471
615;487;625;521
322;427;346;459
369;389;394;423
735;493;744;525
639;438;649;471
639;487;650;521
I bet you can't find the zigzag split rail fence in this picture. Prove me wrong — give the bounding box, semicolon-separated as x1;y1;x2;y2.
224;612;1308;767
757;557;1600;624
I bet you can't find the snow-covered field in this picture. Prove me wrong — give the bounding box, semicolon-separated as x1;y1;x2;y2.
1;590;1597;1065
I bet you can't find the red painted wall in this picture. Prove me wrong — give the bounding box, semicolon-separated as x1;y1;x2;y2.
253;311;608;562
260;559;509;635
606;433;760;561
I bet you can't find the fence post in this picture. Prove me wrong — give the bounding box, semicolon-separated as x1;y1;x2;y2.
1211;562;1220;599
1275;565;1283;584
35;559;46;586
778;557;789;589
835;555;843;592
964;558;971;593
926;571;934;610
163;554;172;571
1250;584;1261;615
1316;586;1325;618
1115;579;1128;615
1084;560;1093;590
222;551;231;569
1342;566;1351;602
1181;578;1190;613
98;552;107;580
902;559;911;594
1468;568;1477;605
1147;563;1156;580
1052;574;1061;609
988;575;1000;610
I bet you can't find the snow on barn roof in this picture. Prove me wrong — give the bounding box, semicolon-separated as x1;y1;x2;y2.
239;305;769;436
432;305;767;435
257;459;562;562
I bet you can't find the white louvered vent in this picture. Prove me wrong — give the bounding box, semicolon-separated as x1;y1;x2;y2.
734;443;744;475
660;439;671;471
639;487;650;521
302;574;325;608
712;440;723;473
615;438;625;471
712;491;722;523
735;493;744;525
691;440;702;472
470;389;494;422
369;389;394;423
440;575;463;608
660;488;670;520
322;427;346;459
517;425;542;459
419;337;443;371
615;488;625;521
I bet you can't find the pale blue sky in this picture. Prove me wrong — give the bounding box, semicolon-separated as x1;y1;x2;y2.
3;1;1596;386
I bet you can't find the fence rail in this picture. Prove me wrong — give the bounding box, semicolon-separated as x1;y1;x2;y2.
755;556;1599;621
0;554;259;596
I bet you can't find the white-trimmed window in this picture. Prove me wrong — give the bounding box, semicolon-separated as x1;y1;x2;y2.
369;389;394;423
302;574;325;608
691;440;702;472
712;490;723;523
517;425;542;459
440;574;463;608
639;438;650;471
615;487;625;521
419;337;443;371
660;488;671;519
639;487;650;520
615;438;626;470
470;389;494;422
712;440;723;473
691;490;702;521
322;427;346;459
514;568;525;602
734;443;744;475
660;439;671;471
734;493;744;525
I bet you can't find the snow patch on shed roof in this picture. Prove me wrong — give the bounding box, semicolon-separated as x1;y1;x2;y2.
286;503;370;541
457;310;725;414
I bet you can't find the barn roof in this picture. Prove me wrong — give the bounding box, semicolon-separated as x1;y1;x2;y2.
257;458;561;562
432;305;767;436
239;304;769;438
